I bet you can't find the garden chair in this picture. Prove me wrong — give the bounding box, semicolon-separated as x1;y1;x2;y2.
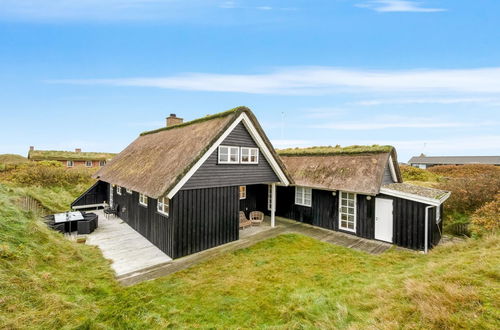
249;211;264;226
239;211;252;229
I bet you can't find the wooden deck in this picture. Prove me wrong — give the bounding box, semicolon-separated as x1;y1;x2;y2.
118;216;394;286
84;210;173;276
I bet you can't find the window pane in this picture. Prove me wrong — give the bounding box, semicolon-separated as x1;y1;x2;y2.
341;221;347;228
348;222;354;229
230;147;239;162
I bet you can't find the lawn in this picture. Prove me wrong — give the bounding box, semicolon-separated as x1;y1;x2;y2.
1;184;499;329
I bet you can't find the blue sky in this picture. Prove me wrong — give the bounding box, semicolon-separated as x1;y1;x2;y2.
0;0;499;162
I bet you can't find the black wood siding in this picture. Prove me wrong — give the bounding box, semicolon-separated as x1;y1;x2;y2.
182;122;279;190
112;186;175;258
71;180;108;209
173;186;239;258
239;184;269;218
379;194;442;250
276;187;375;238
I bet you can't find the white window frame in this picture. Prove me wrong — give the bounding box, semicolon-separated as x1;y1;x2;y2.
67;160;74;167
99;160;106;166
339;191;356;233
295;186;312;207
85;160;93;167
157;196;170;216
218;145;240;164
239;186;247;200
267;184;273;211
240;147;259;164
116;186;122;195
139;193;148;207
126;188;132;194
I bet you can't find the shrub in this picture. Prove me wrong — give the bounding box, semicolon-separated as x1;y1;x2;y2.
428;164;500;178
400;165;440;182
438;175;500;215
469;194;500;237
4;162;95;188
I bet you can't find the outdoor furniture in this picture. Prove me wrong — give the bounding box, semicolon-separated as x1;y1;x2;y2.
53;223;65;233
249;211;264;226
239;211;252;229
104;204;118;219
77;212;99;234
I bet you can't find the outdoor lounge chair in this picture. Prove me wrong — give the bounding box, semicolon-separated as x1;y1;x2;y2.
239;211;252;229
249;211;264;226
104;205;118;219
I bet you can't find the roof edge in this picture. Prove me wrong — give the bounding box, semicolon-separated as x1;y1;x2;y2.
277;145;395;157
140;106;250;136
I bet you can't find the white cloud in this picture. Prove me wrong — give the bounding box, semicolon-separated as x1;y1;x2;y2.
48;66;500;95
352;97;500;106
357;1;446;13
312;118;496;130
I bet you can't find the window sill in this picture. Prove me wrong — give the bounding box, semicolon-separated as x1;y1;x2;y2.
295;202;312;208
139;203;148;208
157;211;169;217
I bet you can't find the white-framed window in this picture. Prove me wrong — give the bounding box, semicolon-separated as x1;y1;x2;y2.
85;161;92;167
339;191;356;232
67;160;74;167
240;147;259;164
116;186;122;195
139;193;148;207
157;196;170;216
126;188;132;194
267;185;272;210
99;160;106;166
218;146;240;164
295;186;312;207
239;186;247;199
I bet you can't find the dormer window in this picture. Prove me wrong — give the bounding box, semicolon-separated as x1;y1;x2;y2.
241;147;259;164
218;146;239;164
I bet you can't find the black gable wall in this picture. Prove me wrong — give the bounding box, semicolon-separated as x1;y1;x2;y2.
182;122;280;190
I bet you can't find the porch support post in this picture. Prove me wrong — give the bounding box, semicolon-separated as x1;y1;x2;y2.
271;183;276;228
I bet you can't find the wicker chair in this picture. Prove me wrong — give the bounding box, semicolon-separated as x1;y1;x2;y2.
249;211;264;226
239;211;252;229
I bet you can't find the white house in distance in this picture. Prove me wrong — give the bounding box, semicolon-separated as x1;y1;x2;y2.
408;154;500;169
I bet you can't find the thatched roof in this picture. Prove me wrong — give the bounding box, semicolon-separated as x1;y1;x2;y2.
278;146;401;195
382;183;449;200
95;106;290;199
28;150;116;161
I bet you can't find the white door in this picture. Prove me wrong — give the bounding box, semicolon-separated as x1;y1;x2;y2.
375;198;393;243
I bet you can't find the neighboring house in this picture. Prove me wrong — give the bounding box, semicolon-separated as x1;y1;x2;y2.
27;147;115;168
72;108;290;259
408;154;500;169
277;146;450;252
72;107;450;257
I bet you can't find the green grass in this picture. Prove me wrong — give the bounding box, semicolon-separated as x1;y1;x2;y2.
0;184;498;329
277;144;393;156
28;150;116;161
0;154;28;164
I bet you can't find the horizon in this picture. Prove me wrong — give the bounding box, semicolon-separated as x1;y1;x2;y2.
1;0;499;162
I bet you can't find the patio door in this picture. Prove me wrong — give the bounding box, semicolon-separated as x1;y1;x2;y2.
375;198;393;243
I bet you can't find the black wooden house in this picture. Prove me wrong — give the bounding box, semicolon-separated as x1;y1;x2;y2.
275;146;450;252
72;107;450;257
72;107;290;258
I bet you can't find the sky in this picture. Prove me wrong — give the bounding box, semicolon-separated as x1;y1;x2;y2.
0;0;499;162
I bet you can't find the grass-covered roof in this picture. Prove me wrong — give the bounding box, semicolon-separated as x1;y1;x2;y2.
28;150;116;161
277;145;394;157
140;106;247;136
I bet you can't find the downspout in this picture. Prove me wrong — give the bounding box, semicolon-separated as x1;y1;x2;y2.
424;205;434;254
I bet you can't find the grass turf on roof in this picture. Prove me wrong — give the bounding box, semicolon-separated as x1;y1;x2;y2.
140;106;250;136
28;150;116;161
277;145;394;157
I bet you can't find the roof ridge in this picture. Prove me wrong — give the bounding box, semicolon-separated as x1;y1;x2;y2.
140;106;251;136
277;145;394;157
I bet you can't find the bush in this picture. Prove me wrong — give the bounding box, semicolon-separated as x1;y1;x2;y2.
428;164;500;178
2;161;95;188
438;175;500;215
470;194;500;237
400;165;440;182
